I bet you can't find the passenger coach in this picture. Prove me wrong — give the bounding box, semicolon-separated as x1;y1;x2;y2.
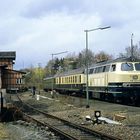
44;68;85;96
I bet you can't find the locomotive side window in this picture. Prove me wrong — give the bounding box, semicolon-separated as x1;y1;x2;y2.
94;67;104;73
135;63;140;71
111;64;116;71
103;66;106;72
104;65;110;72
98;67;103;72
95;68;98;73
89;68;94;74
121;63;133;71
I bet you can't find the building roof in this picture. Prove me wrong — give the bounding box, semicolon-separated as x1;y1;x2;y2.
4;69;26;74
0;51;16;60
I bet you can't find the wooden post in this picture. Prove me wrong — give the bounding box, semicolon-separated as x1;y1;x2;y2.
0;92;3;114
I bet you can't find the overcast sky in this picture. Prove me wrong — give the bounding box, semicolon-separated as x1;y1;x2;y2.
0;0;140;69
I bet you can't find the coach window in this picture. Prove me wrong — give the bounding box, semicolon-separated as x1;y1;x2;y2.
75;76;77;83
70;77;72;83
79;75;81;83
73;76;75;83
59;77;61;84
111;64;116;72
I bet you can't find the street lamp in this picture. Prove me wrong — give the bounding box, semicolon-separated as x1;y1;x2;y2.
131;33;134;60
38;63;41;94
84;26;111;108
51;51;68;97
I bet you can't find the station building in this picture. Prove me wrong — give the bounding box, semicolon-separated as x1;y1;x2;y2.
0;51;25;93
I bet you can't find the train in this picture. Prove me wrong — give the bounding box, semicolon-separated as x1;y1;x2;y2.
44;57;140;105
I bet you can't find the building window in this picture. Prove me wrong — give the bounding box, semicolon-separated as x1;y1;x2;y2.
16;78;22;84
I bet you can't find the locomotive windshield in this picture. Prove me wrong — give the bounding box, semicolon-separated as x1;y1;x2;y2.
121;63;133;71
135;63;140;71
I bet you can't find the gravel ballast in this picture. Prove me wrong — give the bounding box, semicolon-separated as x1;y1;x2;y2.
2;91;140;140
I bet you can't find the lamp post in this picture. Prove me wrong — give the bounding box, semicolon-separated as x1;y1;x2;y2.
38;63;41;94
51;51;68;97
84;26;111;108
131;33;134;60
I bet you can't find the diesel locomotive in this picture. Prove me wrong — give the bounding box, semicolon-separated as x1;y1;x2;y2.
44;57;140;105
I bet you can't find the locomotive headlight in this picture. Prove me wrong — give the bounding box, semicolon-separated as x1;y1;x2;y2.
132;75;138;80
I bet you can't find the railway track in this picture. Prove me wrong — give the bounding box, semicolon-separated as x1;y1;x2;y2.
12;94;122;140
55;92;140;107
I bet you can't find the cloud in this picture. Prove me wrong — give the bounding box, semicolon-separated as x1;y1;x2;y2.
21;0;84;18
12;13;101;68
0;0;140;69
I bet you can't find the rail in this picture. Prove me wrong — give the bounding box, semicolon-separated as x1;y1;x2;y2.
13;94;122;140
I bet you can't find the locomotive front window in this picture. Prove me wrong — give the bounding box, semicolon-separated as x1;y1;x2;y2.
135;63;140;71
121;63;133;71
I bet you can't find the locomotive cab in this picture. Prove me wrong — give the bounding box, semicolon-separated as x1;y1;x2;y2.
88;58;140;105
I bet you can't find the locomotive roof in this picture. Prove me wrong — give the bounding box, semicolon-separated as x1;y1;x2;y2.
44;57;140;80
90;57;140;68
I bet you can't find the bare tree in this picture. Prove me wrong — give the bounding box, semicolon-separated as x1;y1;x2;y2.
94;51;113;62
119;44;140;59
77;49;95;68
